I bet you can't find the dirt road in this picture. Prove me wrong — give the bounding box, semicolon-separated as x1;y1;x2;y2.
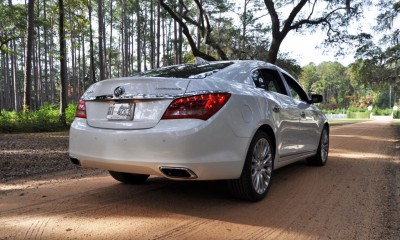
1;119;399;240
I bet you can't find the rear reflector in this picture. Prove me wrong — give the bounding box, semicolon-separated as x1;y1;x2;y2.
162;93;231;120
75;99;87;118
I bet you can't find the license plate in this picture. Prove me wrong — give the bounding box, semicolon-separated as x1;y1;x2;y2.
107;103;135;120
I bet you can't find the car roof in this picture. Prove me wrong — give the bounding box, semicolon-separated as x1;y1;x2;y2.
129;60;295;84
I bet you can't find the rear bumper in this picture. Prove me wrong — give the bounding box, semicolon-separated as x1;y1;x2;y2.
69;118;249;180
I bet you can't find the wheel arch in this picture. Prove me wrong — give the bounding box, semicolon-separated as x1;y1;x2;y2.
256;124;276;157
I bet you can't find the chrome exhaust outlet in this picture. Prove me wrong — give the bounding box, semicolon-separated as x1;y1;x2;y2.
159;167;198;179
70;157;81;166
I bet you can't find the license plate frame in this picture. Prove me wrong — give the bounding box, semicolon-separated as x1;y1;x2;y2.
106;103;135;121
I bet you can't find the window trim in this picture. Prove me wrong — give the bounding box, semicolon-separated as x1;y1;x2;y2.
250;67;288;95
281;72;311;103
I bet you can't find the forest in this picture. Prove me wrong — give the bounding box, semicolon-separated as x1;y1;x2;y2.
0;0;399;130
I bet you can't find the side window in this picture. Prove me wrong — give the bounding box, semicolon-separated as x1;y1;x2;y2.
251;70;266;89
282;73;309;102
259;69;286;94
251;68;287;95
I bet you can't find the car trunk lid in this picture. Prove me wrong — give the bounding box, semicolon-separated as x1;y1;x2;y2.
83;77;190;130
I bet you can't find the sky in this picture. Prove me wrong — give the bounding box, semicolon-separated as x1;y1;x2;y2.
274;2;395;67
281;31;356;67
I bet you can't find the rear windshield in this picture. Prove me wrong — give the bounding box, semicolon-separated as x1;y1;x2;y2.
134;62;234;79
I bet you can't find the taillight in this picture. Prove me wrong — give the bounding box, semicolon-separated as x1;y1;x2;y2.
162;93;231;120
75;99;87;118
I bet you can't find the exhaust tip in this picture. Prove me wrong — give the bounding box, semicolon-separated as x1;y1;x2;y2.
70;157;81;166
159;167;197;179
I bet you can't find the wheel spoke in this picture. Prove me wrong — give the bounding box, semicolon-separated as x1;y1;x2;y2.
320;130;329;161
251;137;273;194
261;169;270;182
261;155;272;167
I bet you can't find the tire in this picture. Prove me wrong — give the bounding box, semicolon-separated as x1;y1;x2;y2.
109;171;149;184
307;127;329;166
228;131;274;201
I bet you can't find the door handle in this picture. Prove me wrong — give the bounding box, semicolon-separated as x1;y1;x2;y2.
273;105;281;113
301;112;306;118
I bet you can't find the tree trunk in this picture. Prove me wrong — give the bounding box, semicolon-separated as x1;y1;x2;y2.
136;1;141;72
97;0;105;80
143;4;147;71
88;2;96;83
160;0;218;61
58;0;68;126
12;36;18;111
43;0;49;105
109;0;113;77
33;35;39;110
0;52;4;113
34;0;41;109
156;0;161;68
123;0;129;76
240;0;248;60
81;34;86;93
1;51;6;111
173;17;178;64
178;0;183;64
49;17;55;104
77;38;81;101
5;49;11;110
150;0;154;69
71;36;77;101
23;0;35;111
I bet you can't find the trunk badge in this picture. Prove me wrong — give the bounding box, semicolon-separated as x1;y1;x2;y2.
114;86;125;97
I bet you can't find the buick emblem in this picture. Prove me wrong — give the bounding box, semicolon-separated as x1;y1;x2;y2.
114;86;125;97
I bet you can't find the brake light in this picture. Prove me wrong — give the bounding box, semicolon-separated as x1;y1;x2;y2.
75;99;87;118
162;93;231;120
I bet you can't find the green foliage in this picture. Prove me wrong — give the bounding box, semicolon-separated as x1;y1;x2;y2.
0;103;75;133
300;61;353;109
347;111;370;119
0;3;26;52
66;103;77;125
393;111;400;119
372;108;393;116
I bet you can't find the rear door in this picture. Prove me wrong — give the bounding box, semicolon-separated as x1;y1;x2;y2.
252;68;303;158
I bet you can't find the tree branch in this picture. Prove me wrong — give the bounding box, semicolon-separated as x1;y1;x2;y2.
264;0;280;38
281;0;308;37
0;35;23;52
159;0;217;61
290;7;350;31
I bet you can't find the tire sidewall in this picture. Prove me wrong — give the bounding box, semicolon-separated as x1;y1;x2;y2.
242;131;275;201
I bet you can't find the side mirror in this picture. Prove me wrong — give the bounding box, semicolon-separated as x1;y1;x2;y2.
310;94;323;104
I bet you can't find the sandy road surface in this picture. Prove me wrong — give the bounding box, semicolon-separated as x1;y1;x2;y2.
1;119;399;240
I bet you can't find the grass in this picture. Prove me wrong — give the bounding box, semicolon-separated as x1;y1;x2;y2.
328;119;371;126
0;103;76;133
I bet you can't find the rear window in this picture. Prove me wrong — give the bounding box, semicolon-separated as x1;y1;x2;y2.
134;62;234;79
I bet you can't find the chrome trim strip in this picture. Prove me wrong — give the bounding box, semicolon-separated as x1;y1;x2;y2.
83;90;229;101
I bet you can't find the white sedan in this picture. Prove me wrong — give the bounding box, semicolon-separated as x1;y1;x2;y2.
69;60;329;201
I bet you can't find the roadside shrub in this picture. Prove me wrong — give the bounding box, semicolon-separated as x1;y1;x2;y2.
0;103;76;133
0;111;21;132
394;111;400;119
347;111;370;119
66;103;77;125
344;107;369;119
372;108;392;116
346;107;368;113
